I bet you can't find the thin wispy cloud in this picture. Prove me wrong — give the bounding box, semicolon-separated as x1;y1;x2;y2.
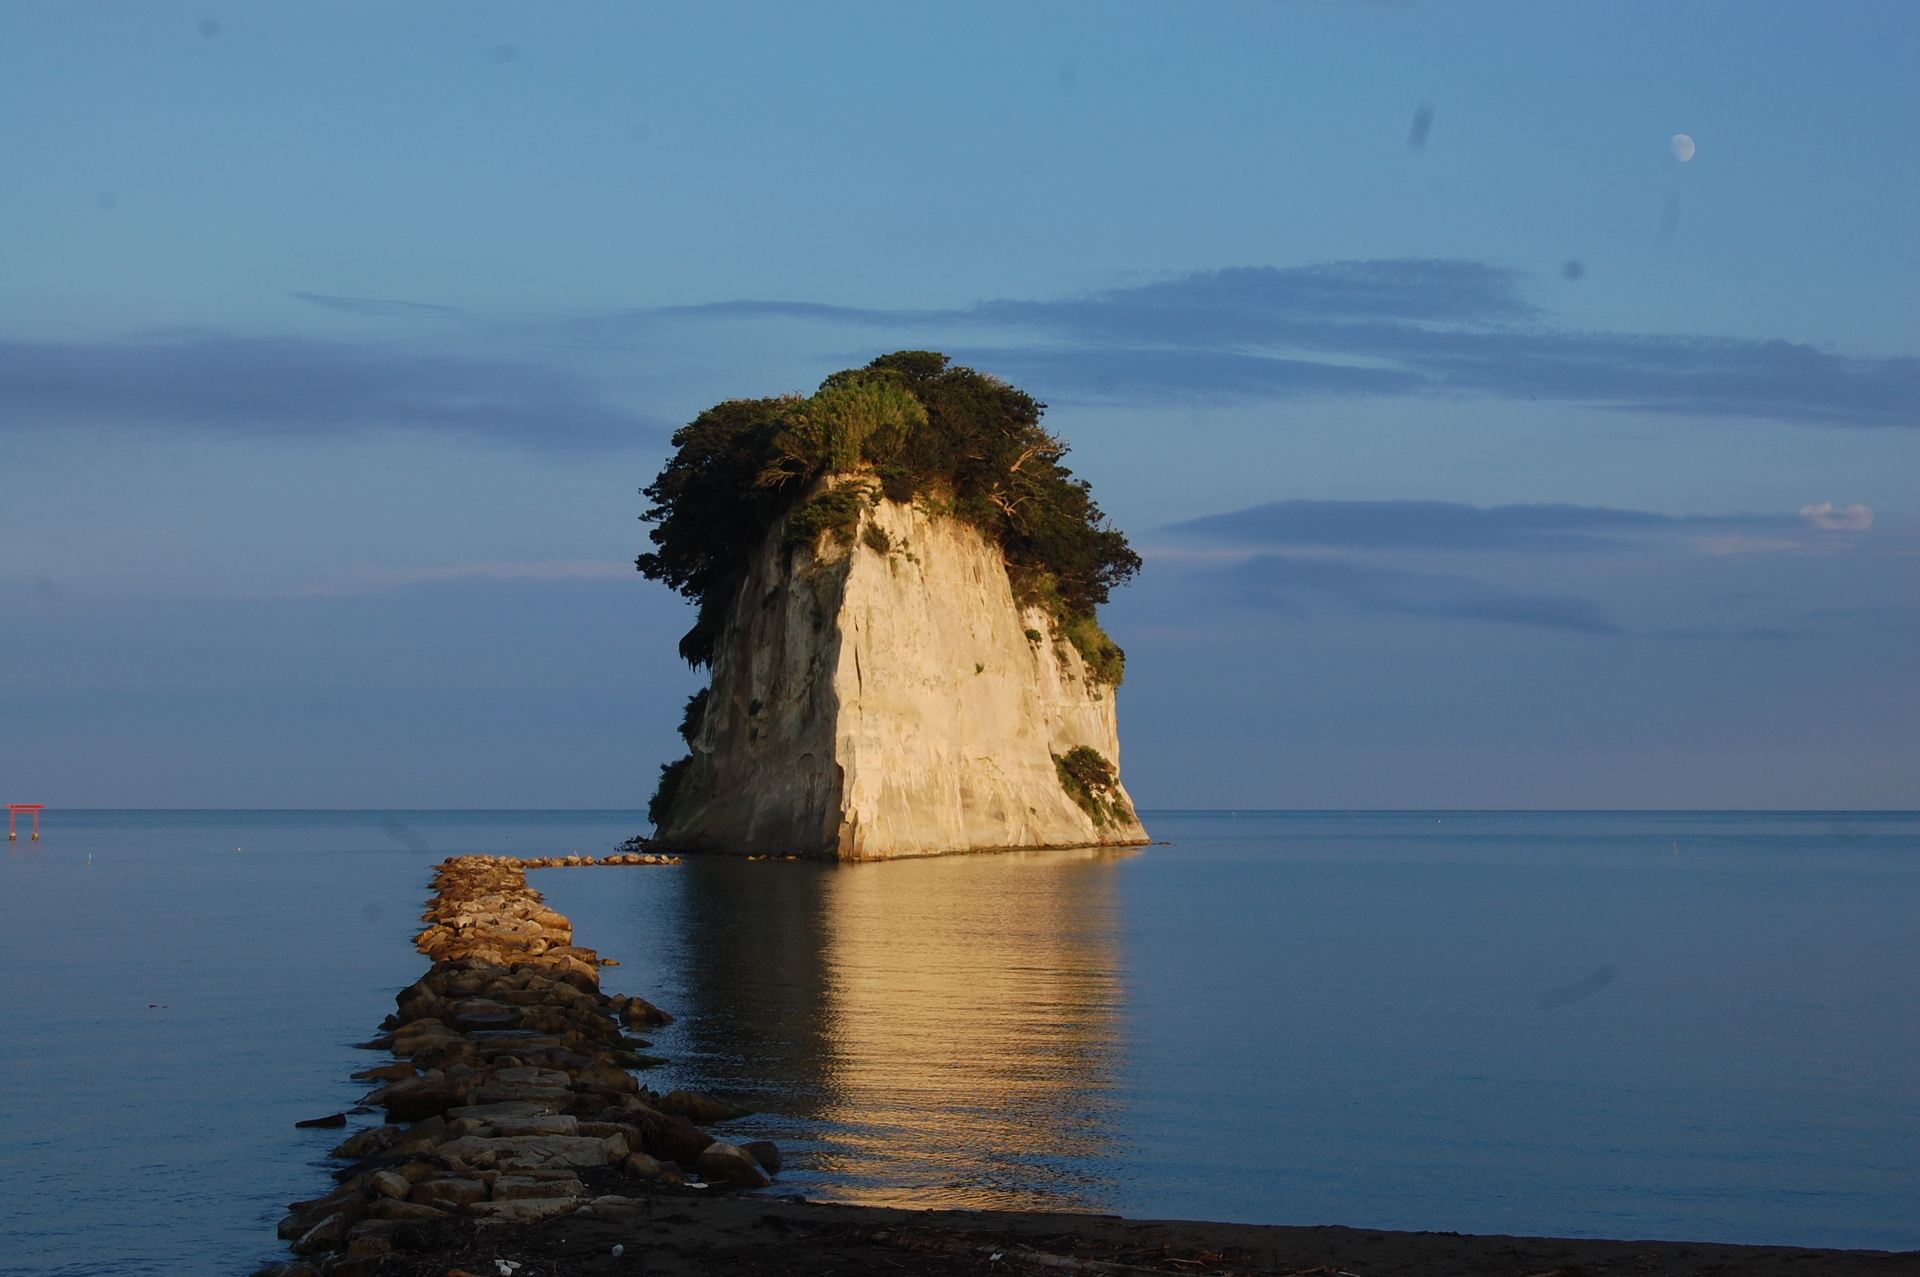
292;293;464;319
1160;498;1866;553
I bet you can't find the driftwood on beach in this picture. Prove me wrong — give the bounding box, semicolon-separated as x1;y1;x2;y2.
267;854;775;1276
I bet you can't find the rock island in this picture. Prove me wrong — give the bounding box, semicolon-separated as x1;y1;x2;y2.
637;351;1150;859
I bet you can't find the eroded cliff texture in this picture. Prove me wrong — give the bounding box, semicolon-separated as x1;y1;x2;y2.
657;492;1147;859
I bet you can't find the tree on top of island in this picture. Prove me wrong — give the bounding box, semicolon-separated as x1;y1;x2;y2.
637;351;1140;676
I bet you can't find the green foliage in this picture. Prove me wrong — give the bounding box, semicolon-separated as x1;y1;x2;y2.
649;755;693;829
1053;745;1134;828
861;522;893;555
637;352;1140;670
782;483;872;554
757;377;927;487
1061;613;1127;686
677;688;709;745
864;352;1140;625
636;396;799;666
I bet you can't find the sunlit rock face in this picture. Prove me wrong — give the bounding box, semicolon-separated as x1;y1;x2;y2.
657;493;1147;859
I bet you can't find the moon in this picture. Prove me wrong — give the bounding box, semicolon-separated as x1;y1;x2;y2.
1670;133;1696;162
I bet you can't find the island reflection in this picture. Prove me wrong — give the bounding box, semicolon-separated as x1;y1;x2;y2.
658;848;1134;1210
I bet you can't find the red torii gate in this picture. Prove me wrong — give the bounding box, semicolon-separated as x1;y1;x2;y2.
8;804;44;841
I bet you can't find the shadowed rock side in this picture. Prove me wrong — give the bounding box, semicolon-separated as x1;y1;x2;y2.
657;493;1148;859
270;856;775;1275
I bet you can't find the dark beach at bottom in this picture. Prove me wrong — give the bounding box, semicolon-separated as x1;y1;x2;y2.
327;1174;1920;1277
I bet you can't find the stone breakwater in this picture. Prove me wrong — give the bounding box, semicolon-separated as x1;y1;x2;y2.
267;854;777;1277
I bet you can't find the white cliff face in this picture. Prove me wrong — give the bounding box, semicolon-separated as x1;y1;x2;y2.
659;492;1148;859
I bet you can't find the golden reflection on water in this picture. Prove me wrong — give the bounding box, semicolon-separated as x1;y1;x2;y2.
814;849;1130;1207
669;848;1134;1211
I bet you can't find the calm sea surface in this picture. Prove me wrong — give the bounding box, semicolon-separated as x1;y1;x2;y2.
1;810;1914;1275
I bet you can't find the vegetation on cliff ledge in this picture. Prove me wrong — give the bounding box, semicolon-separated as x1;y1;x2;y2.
1053;745;1135;828
636;352;1141;676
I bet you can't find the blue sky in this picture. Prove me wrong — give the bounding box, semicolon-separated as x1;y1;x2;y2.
2;1;1914;809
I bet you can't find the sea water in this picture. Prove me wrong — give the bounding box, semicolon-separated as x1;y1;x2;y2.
1;810;1914;1275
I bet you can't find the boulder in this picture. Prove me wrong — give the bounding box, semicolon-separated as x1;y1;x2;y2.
322;1257;389;1277
445;1100;552;1123
491;1174;585;1201
366;1198;446;1221
571;1081;638;1109
622;1151;681;1182
345;1220;402;1260
467;1030;569;1053
329;1126;398;1160
465;1085;571;1110
741;1140;782;1173
395;980;443;1022
577;1061;640;1094
278;1187;365;1240
410;1177;487;1209
433;1134;617;1168
577;1194;645;1221
291;1212;348;1255
283;1183;361;1216
698;1140;774;1188
388;1016;450;1040
487;1066;571;1088
331;1149;454;1186
468;1197;580;1222
390;1031;463;1058
390;1117;450;1154
294;1112;348;1129
349;1062;417;1083
653;1120;715;1164
368;1170;412;1200
579;1190;641;1213
487;1113;577;1137
384;1085;455;1123
658;1088;750;1124
344;1233;393;1260
621;997;674;1026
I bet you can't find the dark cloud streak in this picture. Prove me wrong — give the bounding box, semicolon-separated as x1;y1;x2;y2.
11;259;1912;447
0;336;656;446
624;261;1917;427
